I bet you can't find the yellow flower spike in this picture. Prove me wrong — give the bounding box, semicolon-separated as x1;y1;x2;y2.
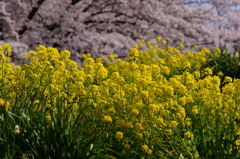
46;115;52;121
136;132;143;139
135;123;144;132
156;117;164;125
192;106;199;115
236;140;240;146
108;54;118;61
147;149;152;155
138;43;143;48
102;116;112;123
60;50;71;59
115;119;125;127
169;121;178;128
148;45;153;49
167;46;173;52
185;118;191;126
131;108;139;115
140;90;149;99
184;131;192;138
156;37;161;42
173;48;180;54
125;121;134;128
81;54;87;59
179;43;184;49
160;66;170;75
204;68;213;76
111;72;120;80
2;44;12;56
161;40;167;45
0;52;6;60
218;71;224;77
193;45;198;49
124;144;130;150
223;76;233;84
36;45;47;52
107;108;116;115
115;131;123;140
141;144;149;152
166;129;173;135
146;41;152;46
86;53;91;57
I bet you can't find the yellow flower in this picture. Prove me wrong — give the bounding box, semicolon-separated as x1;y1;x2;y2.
140;91;149;99
179;43;184;49
147;41;152;46
115;119;125;127
107;108;116;115
236;140;240;146
193;45;198;49
141;144;149;152
185;118;191;126
2;44;12;56
81;54;87;59
102;116;112;123
184;131;191;138
156;117;164;125
148;104;159;112
192;106;199;115
166;129;172;135
124;144;130;150
204;68;212;76
138;43;143;48
131;109;139;115
235;53;239;58
46;115;52;121
135;123;144;132
217;72;223;77
125;121;133;128
115;131;123;140
161;66;170;75
169;121;178;128
156;37;161;42
223;76;232;84
60;50;71;59
167;46;173;52
136;132;143;139
161;40;167;45
108;54;118;61
111;72;120;80
147;149;152;155
210;76;221;86
86;53;91;57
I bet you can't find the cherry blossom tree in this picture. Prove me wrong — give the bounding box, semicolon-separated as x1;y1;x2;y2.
1;0;240;65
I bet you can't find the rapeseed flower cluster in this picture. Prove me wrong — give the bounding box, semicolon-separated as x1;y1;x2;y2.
1;38;240;158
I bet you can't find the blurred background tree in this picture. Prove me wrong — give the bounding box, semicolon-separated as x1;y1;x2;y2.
1;0;240;65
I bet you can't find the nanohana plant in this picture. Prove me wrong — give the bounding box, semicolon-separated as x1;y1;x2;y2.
1;38;240;159
201;45;240;88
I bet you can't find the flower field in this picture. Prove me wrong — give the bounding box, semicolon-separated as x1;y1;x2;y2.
1;38;240;158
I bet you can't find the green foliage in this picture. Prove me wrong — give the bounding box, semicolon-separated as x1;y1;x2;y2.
201;45;240;86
